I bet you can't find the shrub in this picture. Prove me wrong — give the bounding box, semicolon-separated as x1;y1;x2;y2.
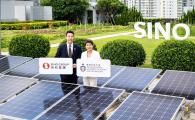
100;40;146;66
0;21;67;30
151;40;195;71
61;38;97;52
9;34;50;58
1;37;12;48
52;21;68;27
128;22;135;29
0;24;22;30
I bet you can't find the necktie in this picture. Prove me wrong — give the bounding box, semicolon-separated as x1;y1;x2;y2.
68;44;72;57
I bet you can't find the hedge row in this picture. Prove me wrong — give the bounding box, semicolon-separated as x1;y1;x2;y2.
0;21;67;30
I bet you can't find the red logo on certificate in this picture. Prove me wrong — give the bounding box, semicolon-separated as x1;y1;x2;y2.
43;63;50;69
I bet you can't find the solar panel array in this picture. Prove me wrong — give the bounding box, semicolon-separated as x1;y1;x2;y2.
0;75;37;103
108;91;184;120
104;67;161;92
35;86;124;120
1;55;194;120
0;56;32;74
152;70;195;100
0;81;78;120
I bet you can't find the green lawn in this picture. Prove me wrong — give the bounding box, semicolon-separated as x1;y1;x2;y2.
1;25;131;48
49;30;133;44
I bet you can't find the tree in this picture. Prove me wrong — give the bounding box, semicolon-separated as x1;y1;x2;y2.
41;0;89;23
180;9;195;24
97;0;126;24
114;7;143;25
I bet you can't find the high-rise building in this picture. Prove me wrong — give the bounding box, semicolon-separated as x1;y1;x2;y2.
139;0;160;18
123;0;184;19
183;0;195;13
123;0;160;18
120;0;136;8
160;0;183;19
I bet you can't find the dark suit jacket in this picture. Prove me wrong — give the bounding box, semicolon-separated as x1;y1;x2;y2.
55;43;82;64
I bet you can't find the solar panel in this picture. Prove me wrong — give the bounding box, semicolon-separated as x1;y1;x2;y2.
0;81;79;120
78;65;125;86
0;75;37;103
152;70;195;100
0;56;32;74
34;86;124;120
5;58;38;77
108;91;184;120
104;67;161;92
33;74;61;81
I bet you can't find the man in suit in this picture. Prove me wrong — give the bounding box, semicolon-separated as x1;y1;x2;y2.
55;30;82;84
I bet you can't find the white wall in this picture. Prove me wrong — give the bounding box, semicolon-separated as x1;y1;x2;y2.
43;6;52;20
29;6;52;20
0;0;52;21
0;1;33;21
15;6;26;21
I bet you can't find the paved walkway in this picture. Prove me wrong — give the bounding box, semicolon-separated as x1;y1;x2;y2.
1;31;137;55
1;52;9;55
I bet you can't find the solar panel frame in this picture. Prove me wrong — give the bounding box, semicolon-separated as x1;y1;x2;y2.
0;80;80;120
104;67;161;92
33;74;61;81
0;56;32;74
0;114;24;120
0;55;6;59
0;75;37;103
142;69;162;92
33;86;125;120
90;86;125;120
108;91;184;120
152;70;195;100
